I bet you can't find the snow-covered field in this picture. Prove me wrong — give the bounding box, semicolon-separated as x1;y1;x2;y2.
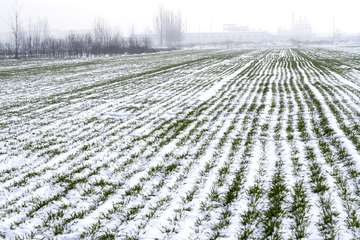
1;47;360;239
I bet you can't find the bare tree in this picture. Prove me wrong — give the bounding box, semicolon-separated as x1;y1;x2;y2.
84;33;93;57
66;32;77;57
40;17;50;56
25;17;49;58
154;5;184;47
109;30;124;55
26;19;33;57
141;36;153;50
4;0;25;59
93;17;110;54
0;41;5;59
31;19;41;57
153;5;166;47
164;10;184;47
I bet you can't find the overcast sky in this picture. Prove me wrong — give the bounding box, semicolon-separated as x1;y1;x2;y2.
0;0;359;36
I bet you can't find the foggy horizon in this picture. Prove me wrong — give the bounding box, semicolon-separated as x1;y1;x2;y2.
0;0;359;38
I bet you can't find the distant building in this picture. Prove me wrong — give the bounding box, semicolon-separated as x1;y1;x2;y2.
136;30;271;47
135;17;359;46
290;13;316;41
276;13;316;41
181;31;270;45
223;24;250;32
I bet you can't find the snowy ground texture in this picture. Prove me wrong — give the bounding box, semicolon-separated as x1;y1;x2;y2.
1;46;360;239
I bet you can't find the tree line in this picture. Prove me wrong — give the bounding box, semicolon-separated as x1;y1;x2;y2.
0;16;154;60
1;1;184;60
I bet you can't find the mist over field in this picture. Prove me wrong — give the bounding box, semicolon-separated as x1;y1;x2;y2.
2;45;360;239
0;0;359;36
1;0;360;239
